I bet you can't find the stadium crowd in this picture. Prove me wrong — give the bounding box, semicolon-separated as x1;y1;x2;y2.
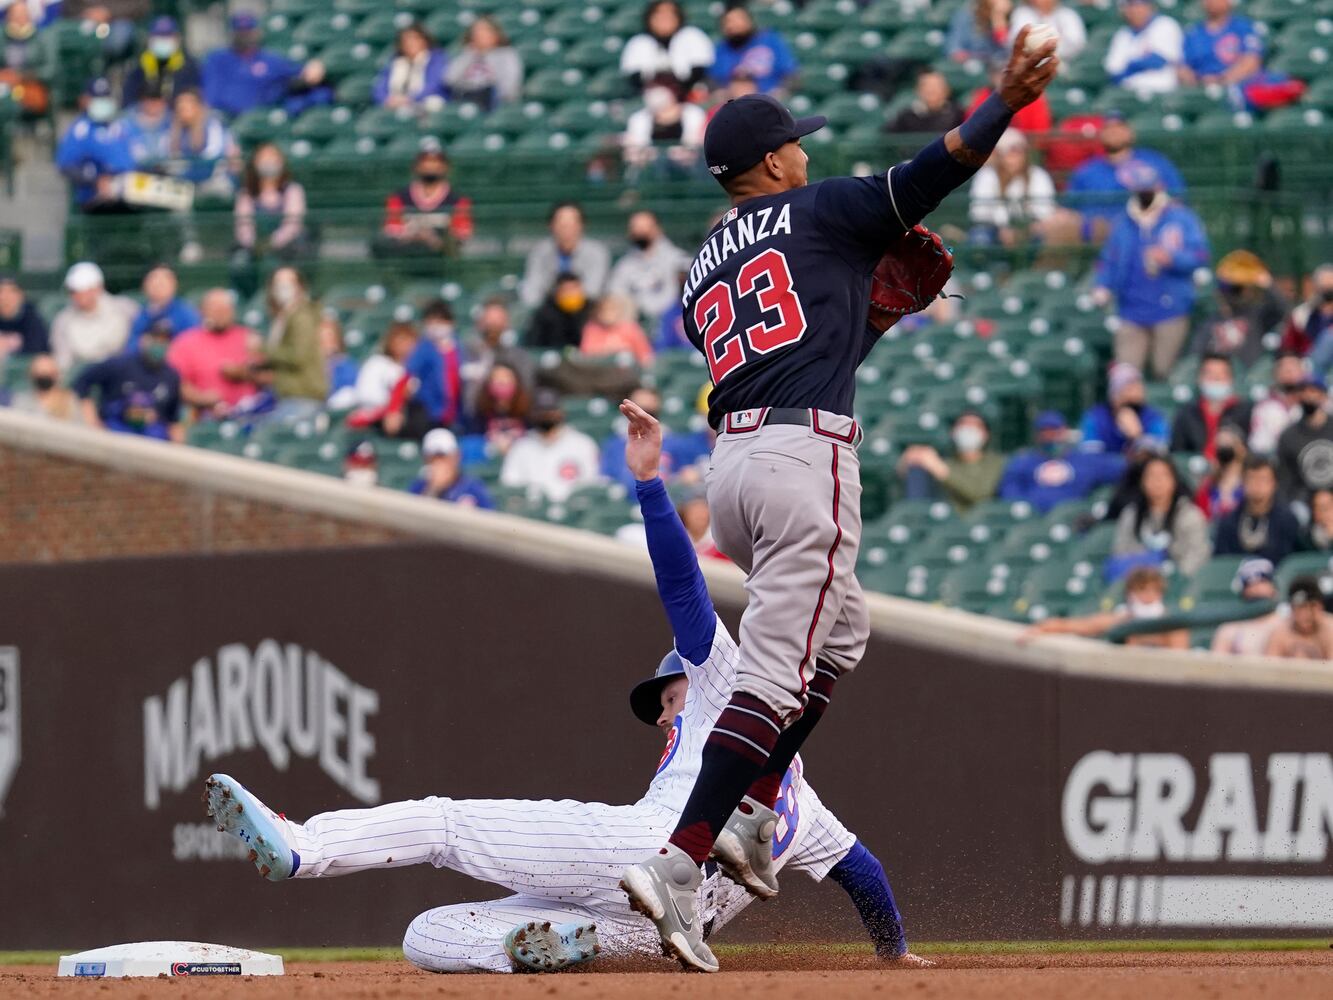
2;0;1332;656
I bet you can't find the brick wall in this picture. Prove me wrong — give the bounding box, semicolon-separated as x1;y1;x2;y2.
0;444;410;563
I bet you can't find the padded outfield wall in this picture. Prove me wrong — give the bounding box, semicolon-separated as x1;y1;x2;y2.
0;411;1330;948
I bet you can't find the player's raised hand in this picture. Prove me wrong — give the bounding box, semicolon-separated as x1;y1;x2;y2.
620;397;663;482
998;26;1059;112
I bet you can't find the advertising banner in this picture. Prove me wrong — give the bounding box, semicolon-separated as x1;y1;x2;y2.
0;547;1328;948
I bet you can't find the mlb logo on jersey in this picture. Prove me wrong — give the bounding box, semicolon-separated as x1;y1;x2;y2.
723;207;739;225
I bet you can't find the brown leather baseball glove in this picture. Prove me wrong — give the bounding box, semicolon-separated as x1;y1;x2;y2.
869;225;954;318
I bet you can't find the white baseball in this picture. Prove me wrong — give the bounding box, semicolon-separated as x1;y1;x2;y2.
1023;24;1059;55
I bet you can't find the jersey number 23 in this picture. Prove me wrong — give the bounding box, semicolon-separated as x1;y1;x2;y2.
693;249;808;385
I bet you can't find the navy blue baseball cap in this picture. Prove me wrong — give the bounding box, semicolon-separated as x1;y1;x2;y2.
149;15;179;35
231;11;260;31
85;77;113;98
1034;410;1068;432
704;94;826;182
630;650;686;726
1301;372;1329;392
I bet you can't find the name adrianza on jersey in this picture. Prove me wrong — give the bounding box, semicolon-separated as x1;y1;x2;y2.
682;203;793;306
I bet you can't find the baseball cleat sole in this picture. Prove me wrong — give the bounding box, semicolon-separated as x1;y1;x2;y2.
711;828;779;901
204;773;296;881
620;869;718;973
503;921;600;972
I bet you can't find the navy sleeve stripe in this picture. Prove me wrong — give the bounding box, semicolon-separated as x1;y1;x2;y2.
884;166;907;231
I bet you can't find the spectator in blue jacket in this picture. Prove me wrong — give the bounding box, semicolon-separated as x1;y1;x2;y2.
1079;362;1168;455
410;428;495;509
945;0;1012;65
999;411;1126;513
128;265;200;351
710;5;797;94
72;323;182;440
601;386;710;491
374;22;448;109
122;15;201;107
55;78;144;211
1093;165;1210;379
1037;115;1185;243
202;12;328;119
1180;0;1262;90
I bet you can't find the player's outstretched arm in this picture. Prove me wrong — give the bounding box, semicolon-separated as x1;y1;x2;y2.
827;840;925;963
621;398;717;664
888;27;1058;229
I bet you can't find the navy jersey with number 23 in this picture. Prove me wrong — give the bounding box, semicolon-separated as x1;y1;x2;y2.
681;171;906;429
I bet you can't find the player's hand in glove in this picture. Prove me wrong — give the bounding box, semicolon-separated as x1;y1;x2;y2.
620;397;664;482
869;225;954;324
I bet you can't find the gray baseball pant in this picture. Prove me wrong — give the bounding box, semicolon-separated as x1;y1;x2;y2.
706;408;869;722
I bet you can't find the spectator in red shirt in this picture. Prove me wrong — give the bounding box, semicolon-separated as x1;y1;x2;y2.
375;146;474;261
967;59;1052;134
166;287;258;419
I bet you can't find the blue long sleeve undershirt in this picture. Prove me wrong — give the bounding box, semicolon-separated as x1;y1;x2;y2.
636;477;716;664
828;840;909;958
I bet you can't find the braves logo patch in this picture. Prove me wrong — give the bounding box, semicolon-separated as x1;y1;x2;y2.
655;715;682;775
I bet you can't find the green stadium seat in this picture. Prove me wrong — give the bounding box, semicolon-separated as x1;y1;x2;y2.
1276;551;1333;590
1187;555;1248;603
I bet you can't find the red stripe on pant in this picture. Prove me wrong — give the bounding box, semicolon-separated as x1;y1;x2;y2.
798;444;843;697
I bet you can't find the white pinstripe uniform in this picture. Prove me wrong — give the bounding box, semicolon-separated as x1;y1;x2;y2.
275;617;857;972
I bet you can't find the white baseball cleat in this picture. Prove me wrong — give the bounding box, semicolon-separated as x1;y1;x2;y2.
711;796;780;900
888;952;937;968
204;773;299;881
620;844;719;973
503;921;601;972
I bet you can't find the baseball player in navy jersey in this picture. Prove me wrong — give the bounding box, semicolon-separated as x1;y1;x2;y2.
202;400;928;974
620;30;1059;971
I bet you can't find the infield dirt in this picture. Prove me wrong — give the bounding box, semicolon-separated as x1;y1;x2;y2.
5;948;1332;999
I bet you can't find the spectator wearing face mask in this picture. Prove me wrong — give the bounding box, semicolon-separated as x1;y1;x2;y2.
1111;454;1211;576
1080;362;1168;455
609;211;690;332
234;143;308;269
1250;351;1307;456
343;440;379;488
1276;374;1333;503
967;129;1056;248
1214;455;1302;564
1193;250;1288;365
71;323;181;440
527;272;593;351
376;148;474;260
710;4;798;95
375;22;448;109
1210;558;1282;655
463;362;530;458
623;80;708;178
1291;265;1333;369
999;411;1126;514
50;262;137;372
946;0;1012;64
0;274;50;357
410;428;494;508
460;298;534;414
1265;577;1333;659
520;202;610;309
500;388;601;501
127;265;199;350
348;324;414;418
203;12;328;119
621;1;715;96
897;411;1004;514
601;386;711;491
1093;166;1210;379
7;354;81;422
417;299;461;428
125;82;173;171
122;16;199;107
1194;426;1247;520
1019;565;1189;649
55;78;143;211
166;288;258;420
1169;354;1252;459
258;267;326;422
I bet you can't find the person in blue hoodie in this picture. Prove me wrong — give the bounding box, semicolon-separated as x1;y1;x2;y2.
55;78;144;211
1093;164;1210;380
201;12;329;118
999;411;1126;513
127;265;201;350
1079;361;1169;455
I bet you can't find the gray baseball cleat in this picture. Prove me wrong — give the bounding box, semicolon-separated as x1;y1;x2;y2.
620;844;719;973
711;796;779;900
